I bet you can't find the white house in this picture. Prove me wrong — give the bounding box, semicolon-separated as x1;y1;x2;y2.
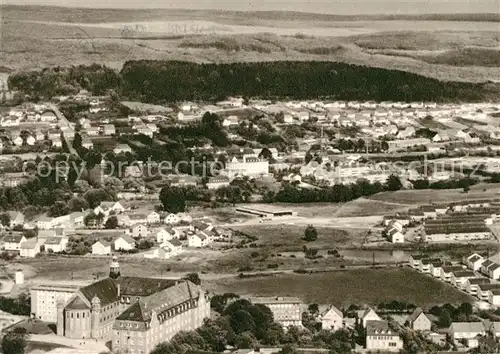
466;253;485;271
3;234;27;252
387;228;404;243
407;308;432;331
146;211;160;224
451;270;477;290
155;227;179;244
91;241;111;255
188;232;210;248
114;235;136;251
20;238;41;258
94;201;125;217
449;322;485;348
320;305;343;331
359;308;381;328
7;212;24;229
131;224;148;238
43;237;68;253
162;239;183;257
366;320;403;352
164;213;181;225
36;216;53;230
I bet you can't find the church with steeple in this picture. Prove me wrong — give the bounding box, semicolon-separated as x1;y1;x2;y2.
54;256;210;353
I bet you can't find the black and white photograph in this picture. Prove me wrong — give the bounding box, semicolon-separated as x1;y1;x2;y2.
0;0;500;353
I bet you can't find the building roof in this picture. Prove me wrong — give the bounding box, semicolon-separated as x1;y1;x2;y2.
116;235;135;244
3;234;24;243
115;280;202;323
65;296;89;310
450;322;484;333
115;276;176;297
467;278;490;285
44;237;63;245
20;238;38;249
321;305;343;319
166;239;182;247
407;307;428;323
366;320;397;336
79;278;118;306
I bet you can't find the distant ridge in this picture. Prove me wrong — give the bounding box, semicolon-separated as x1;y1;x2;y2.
3;5;500;23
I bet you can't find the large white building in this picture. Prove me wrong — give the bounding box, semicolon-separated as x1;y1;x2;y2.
225;156;268;178
30;284;80;322
249;296;302;328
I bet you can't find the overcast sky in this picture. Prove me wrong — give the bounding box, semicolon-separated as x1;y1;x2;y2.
3;0;499;14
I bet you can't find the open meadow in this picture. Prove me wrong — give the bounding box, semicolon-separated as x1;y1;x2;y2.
369;183;500;205
2;5;500;83
205;267;474;307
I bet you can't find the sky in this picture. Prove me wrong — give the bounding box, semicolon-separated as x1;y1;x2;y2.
2;0;499;15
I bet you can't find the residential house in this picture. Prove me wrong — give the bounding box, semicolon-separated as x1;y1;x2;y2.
406;308;432;331
7;211;24;229
91;241;111;255
429;259;443;277
164;213;180;225
320;305;343;331
114;236;136;251
20;238;41;258
146;211;160;224
188;232;210;248
489;289;500;306
249;296;302;328
451;270;476;290
128;214;148;226
465;278;490;295
143;246;172;259
131;224;148;238
103;124;116;136
162;239;183;257
94;201;125;217
466;254;485;271
387;227;404;243
36;216;53;230
409;255;427;269
43;237;68;253
365;320;403;352
440;265;465;283
3;234;27;252
482;260;500;280
359;308;381;328
155;227;179;244
449;322;485;348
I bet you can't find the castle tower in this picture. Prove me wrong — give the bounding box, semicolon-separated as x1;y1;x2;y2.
91;296;101;339
109;256;120;279
56;300;65;336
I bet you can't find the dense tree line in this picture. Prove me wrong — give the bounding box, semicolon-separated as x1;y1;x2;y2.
7;62;497;102
0;294;30;316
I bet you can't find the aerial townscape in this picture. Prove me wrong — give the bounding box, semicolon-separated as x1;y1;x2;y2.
1;1;500;354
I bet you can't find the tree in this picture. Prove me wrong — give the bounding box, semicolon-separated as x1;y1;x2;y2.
304;225;318;242
184;272;201;285
0;213;10;227
385;174;403;191
308;303;319;314
104;216;118;229
159;187;186;213
1;330;27;354
438;309;452;328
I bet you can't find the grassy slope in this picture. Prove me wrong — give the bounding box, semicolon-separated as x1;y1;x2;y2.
2;5;500;83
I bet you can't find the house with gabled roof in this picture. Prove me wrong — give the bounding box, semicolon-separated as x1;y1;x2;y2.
92;241;111;255
188;232;210;248
406;308;431;331
154;227;179;244
358;307;381;328
466;253;485;271
440;265;465;283
162;239;183;256
6;211;24;229
20;238;41;258
451;270;476;289
3;233;27;252
43;237;68;253
320;305;343;331
114;235;136;251
465;278;490;295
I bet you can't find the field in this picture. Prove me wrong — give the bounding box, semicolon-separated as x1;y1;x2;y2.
369;183;500;205
2;5;500;83
205;267;474;307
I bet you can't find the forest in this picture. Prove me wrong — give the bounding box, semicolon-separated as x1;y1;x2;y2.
7;61;497;103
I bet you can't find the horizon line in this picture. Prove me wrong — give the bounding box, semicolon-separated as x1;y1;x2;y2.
2;4;500;18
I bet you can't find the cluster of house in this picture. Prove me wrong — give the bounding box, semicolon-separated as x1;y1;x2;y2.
3;228;68;258
410;252;500;307
383;199;500;244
